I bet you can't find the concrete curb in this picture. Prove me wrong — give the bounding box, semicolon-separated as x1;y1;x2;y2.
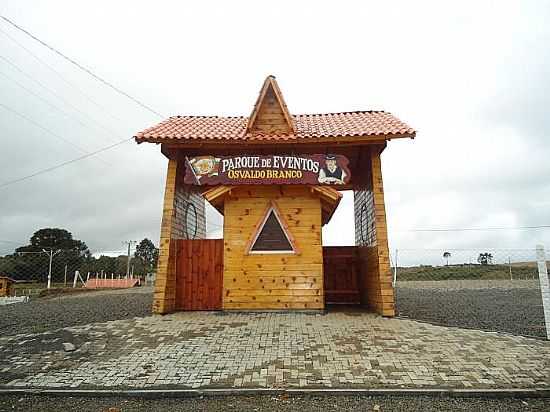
1;388;549;399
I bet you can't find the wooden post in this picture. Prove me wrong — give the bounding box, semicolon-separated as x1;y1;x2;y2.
536;245;550;340
370;147;395;316
154;158;179;314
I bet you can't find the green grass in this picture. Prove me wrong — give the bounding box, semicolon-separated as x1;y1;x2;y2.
395;264;539;281
11;282;83;296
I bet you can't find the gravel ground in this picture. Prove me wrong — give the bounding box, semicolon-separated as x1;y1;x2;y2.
1;283;545;339
0;287;153;336
397;279;540;290
396;286;546;338
0;394;548;412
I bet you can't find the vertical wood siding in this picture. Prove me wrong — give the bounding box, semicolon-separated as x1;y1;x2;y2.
323;246;360;304
174;239;223;310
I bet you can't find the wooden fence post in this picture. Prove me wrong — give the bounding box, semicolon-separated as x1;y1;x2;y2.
393;249;398;287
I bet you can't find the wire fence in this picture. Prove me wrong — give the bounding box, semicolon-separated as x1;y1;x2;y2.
0;250;150;297
2;243;548;340
393;247;549;339
393;248;541;283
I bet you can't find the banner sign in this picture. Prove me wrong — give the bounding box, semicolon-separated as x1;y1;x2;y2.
184;154;351;185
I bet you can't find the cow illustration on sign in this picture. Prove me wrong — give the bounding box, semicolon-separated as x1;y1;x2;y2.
318;154;346;184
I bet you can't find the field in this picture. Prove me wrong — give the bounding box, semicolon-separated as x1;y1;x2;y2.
396;263;540;281
10;282;85;298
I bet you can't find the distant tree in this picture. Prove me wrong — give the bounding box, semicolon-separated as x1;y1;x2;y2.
10;228;90;282
134;238;159;272
16;228;90;256
477;253;493;265
101;255;117;274
443;251;451;266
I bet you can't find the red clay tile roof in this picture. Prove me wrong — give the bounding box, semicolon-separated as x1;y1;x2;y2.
134;111;415;144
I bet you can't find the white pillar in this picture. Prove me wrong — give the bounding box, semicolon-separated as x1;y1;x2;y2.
536;245;550;340
47;250;53;289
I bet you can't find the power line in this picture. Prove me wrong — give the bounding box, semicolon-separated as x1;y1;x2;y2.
0;102;111;165
0;26;129;126
0;67;118;147
0;15;165;119
0;102;94;153
399;225;550;233
0;54;119;143
0;137;133;189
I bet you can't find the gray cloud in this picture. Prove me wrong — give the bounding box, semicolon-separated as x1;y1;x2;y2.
1;0;549;258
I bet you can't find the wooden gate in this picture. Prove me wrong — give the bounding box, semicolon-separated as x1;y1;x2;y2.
174;239;223;310
323;246;360;304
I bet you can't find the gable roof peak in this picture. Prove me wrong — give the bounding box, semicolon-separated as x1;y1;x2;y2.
247;75;295;135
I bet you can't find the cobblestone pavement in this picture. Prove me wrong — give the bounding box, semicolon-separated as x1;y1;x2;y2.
1;311;549;389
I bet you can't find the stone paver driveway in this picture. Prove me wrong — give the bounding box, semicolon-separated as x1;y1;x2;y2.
1;311;549;389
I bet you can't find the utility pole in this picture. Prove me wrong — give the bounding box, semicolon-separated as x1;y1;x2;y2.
123;240;137;279
42;249;61;289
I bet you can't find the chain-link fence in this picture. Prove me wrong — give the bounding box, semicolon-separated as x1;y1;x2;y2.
393;247;549;339
0;250;147;297
3;243;548;340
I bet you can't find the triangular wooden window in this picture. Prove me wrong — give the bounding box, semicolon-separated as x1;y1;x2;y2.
247;202;298;254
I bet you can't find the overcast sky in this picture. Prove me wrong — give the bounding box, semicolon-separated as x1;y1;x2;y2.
1;1;549;263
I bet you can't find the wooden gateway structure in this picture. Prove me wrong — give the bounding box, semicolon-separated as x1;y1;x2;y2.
135;76;415;316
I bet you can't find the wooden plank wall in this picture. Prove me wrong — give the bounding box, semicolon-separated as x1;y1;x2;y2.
354;146;395;316
174;239;223;310
250;87;292;134
153;158;207;314
323;246;360;304
223;186;324;310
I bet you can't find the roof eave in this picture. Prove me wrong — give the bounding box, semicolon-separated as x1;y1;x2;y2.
134;131;415;146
